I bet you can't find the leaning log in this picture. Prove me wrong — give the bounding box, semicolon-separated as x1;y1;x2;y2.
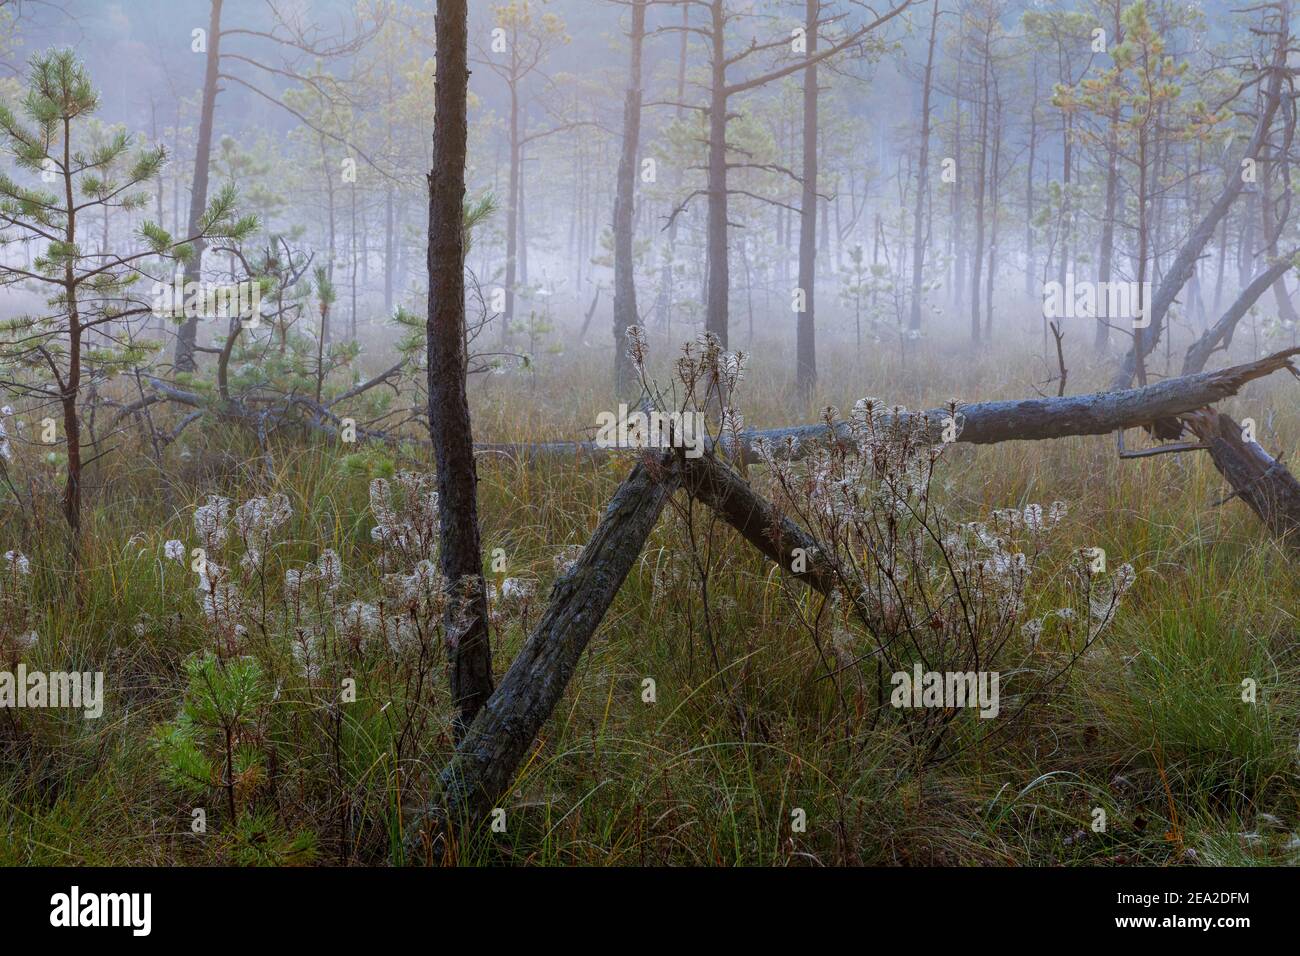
1183;409;1300;547
1182;257;1298;377
1170;262;1300;545
406;450;683;859
405;448;877;858
682;453;894;664
681;452;837;592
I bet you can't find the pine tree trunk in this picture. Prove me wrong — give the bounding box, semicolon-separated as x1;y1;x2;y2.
503;76;520;342
705;0;730;349
612;0;646;396
910;0;939;331
173;0;223;372
795;0;819;399
428;0;494;740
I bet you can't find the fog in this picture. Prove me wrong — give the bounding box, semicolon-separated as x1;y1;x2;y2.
1;0;1298;878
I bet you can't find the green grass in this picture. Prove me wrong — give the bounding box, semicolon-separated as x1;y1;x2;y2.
1;332;1298;866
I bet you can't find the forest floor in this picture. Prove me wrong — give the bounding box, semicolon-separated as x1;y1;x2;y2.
2;330;1298;866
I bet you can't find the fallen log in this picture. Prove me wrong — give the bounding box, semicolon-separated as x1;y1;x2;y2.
138;348;1300;470
1174;318;1300;543
1158;256;1300;545
476;348;1300;465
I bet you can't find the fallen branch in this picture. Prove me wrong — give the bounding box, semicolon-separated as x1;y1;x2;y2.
1050;320;1067;397
139;372;421;447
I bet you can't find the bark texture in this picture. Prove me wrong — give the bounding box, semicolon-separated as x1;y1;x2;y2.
407;452;681;854
1185;409;1300;546
428;0;494;739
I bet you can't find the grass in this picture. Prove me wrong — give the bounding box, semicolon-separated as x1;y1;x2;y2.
1;326;1299;866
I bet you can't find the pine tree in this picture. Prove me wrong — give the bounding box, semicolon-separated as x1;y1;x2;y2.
0;50;254;547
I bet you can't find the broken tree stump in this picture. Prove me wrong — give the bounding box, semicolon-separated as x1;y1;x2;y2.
1184;409;1300;546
